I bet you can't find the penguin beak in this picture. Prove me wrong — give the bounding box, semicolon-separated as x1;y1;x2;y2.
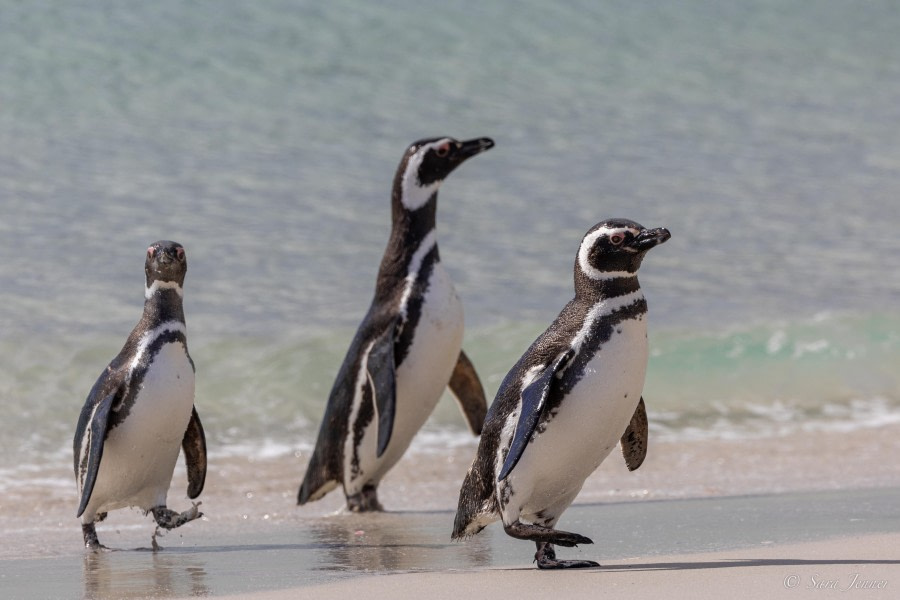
455;137;495;162
632;227;671;251
156;247;180;265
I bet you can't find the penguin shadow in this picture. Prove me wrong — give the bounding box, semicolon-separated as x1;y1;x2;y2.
487;557;900;575
82;548;209;598
600;557;900;573
305;509;493;573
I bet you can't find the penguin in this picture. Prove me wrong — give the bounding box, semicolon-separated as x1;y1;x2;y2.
451;218;670;569
298;136;494;512
73;240;206;550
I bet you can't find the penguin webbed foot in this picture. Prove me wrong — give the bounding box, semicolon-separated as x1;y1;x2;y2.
346;485;384;512
534;542;600;570
81;522;108;551
151;501;203;530
503;520;593;547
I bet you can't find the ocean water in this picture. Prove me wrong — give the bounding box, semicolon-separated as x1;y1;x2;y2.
2;1;899;480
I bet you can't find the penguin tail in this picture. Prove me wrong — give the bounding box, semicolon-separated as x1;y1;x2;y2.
297;466;339;505
451;462;497;540
297;447;341;505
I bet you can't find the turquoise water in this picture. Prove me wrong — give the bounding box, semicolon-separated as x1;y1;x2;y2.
2;1;899;472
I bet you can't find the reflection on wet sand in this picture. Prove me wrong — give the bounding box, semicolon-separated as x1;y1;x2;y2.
82;549;209;599
305;511;494;573
73;510;499;598
5;488;898;598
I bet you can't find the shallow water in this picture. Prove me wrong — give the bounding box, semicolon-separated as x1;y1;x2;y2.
2;1;900;478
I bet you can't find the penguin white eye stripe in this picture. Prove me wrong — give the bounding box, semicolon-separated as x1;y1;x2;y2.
399;139;455;210
577;227;640;280
584;226;640;243
419;138;454;156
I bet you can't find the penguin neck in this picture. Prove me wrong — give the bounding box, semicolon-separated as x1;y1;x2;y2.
142;285;186;326
380;189;441;280
574;270;642;304
569;272;648;356
392;176;438;232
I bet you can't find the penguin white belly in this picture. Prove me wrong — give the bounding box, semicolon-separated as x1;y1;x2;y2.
503;317;648;522
350;263;464;490
85;342;195;518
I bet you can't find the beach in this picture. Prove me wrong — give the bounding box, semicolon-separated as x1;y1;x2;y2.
3;1;900;598
238;533;900;600
3;423;900;598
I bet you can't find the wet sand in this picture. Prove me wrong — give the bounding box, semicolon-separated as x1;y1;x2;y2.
242;535;900;600
231;532;900;600
2;424;900;598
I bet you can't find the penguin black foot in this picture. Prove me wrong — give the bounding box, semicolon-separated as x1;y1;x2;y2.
534;542;600;570
81;522;107;551
151;527;163;552
503;520;593;547
151;502;203;530
346;484;383;512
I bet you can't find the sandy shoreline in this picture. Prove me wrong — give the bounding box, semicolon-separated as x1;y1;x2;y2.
3;488;899;599
2;425;900;597
230;532;900;600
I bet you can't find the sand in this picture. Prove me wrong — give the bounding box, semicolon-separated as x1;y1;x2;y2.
2;424;900;598
229;533;900;600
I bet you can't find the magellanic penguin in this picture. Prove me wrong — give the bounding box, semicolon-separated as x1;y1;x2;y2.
73;241;206;550
298;137;494;512
452;219;670;569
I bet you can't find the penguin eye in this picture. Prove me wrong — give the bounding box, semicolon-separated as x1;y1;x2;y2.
147;247;156;259
609;234;625;246
435;143;450;158
176;247;185;261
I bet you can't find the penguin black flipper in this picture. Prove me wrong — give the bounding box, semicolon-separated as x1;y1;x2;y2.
366;321;398;457
620;397;649;471
448;349;487;435
498;349;575;482
76;390;117;518
182;407;207;499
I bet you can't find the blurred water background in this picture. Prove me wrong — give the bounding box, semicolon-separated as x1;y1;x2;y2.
1;1;899;486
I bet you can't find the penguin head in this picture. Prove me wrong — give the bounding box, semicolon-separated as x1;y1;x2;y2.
396;137;494;211
577;218;670;281
144;240;187;296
